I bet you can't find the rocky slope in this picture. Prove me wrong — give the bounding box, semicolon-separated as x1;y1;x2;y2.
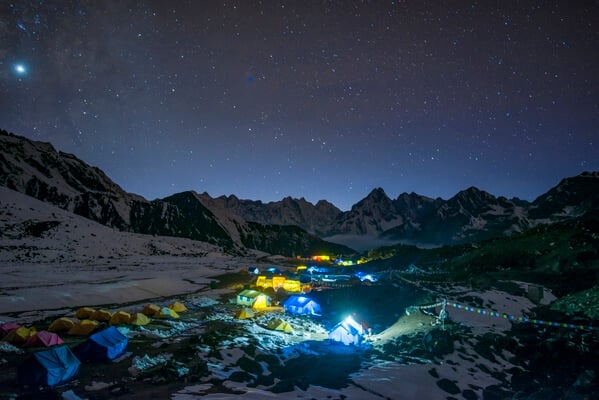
206;173;598;249
2;129;598;252
0;130;352;257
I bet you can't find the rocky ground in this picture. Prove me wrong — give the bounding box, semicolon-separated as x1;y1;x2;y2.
1;273;597;400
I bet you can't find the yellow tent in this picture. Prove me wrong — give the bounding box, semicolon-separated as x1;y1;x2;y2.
154;307;179;319
68;319;99;336
129;313;150;326
75;307;96;319
169;301;187;313
252;293;270;310
237;289;271;310
142;304;161;316
48;317;75;333
266;318;293;334
91;309;113;322
109;310;131;325
236;308;255;320
5;326;36;345
272;276;286;289
283;279;302;293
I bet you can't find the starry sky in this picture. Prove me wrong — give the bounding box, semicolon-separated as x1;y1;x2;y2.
1;1;598;211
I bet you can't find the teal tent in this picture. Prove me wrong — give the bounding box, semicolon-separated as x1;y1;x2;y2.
18;345;80;387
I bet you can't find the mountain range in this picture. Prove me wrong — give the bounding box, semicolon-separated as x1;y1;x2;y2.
1;129;598;254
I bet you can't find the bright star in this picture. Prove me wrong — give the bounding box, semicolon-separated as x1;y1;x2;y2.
13;63;28;76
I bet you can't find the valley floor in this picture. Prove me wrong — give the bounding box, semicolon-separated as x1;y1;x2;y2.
1;256;597;400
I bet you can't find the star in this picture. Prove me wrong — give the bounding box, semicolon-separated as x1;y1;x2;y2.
13;63;28;77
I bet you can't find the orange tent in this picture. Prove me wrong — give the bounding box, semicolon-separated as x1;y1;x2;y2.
129;313;150;326
142;304;160;316
48;317;76;333
5;326;36;345
169;301;187;313
75;307;96;319
90;309;112;322
109;311;131;325
68;319;99;336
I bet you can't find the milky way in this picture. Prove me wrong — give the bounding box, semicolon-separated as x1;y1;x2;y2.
1;1;598;210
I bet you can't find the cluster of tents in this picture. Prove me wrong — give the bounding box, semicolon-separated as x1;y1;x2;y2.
1;300;189;387
0;325;129;387
235;292;322;335
0;324;63;348
2;301;189;346
234;290;368;345
45;301;188;337
235;291;322;316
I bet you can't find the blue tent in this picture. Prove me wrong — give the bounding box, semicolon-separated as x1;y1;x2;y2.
328;315;364;346
74;326;128;362
283;295;322;316
18;345;80;387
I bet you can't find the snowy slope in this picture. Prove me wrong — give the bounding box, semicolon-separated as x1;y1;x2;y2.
0;186;224;263
0;186;265;313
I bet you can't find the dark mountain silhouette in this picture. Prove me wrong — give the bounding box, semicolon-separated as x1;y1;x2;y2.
2;129;598;252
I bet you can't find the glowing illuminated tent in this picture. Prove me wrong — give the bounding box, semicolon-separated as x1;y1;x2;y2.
68;319;99;336
328;315;364;346
48;317;75;333
17;345;80;387
142;304;161;316
23;331;64;348
155;307;180;319
74;326;128;362
283;295;322;316
266;318;293;333
236;307;255;320
75;307;96;319
129;313;150;326
5;326;36;346
109;311;131;325
90;309;112;322
236;289;271;310
169;301;187;313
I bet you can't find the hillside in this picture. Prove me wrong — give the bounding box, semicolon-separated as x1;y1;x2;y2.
2;129;598;254
0;130;353;257
363;211;599;321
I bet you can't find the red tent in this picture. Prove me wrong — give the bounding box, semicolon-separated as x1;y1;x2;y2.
23;331;64;348
0;322;21;338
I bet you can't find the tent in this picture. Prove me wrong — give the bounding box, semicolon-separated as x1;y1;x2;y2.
236;289;271;310
283;295;322;316
0;322;21;338
48;317;75;333
154;307;179;319
328;315;364;346
17;345;80;387
90;309;112;322
169;301;187;313
75;307;96;319
266;318;293;333
23;331;64;348
74;326;128;362
129;313;150;326
236;307;255;320
68;319;99;336
142;304;160;316
109;311;131;325
5;326;36;346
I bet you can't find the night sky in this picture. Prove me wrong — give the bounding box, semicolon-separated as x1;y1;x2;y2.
1;1;598;211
